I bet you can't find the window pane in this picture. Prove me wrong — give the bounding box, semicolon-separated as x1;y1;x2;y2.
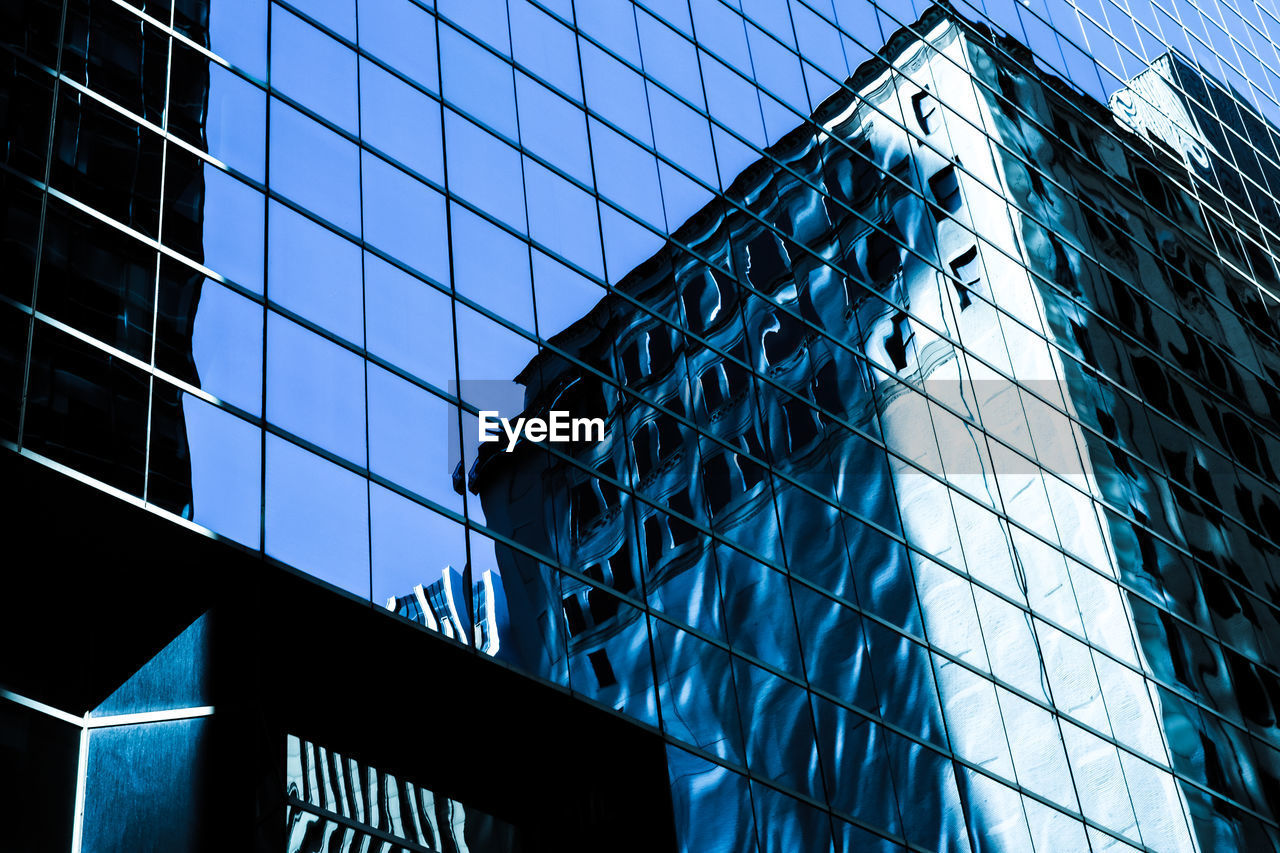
451;202;534;330
269;98;361;234
439;24;517;140
270;6;357;129
359;58;443;183
183;394;261;547
368;363;463;511
267;200;363;344
509;0;581;100
444;111;526;230
523;157;603;278
364;252;456;386
266;311;366;464
371;484;468;605
188;277;263;415
515;72;591;185
266;434;370;595
286;0;355;41
361;152;448;282
357;0;439;93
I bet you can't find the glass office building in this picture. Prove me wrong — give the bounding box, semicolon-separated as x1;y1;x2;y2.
4;0;1280;848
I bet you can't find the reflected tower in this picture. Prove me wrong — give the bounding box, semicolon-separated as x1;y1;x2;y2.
473;6;1280;850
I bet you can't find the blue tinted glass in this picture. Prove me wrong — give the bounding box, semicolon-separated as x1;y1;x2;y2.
515;73;592;185
207;64;266;182
265;434;370;595
439;25;518;140
271;7;358;129
742;0;797;43
266;311;367;464
371;484;468;604
690;0;753;72
285;0;355;41
659;161;713;229
637;10;705;107
437;0;510;55
362;152;449;282
712;124;763;189
357;0;439;94
666;746;758;853
791;1;849;83
647;84;717;186
364;253;456;386
367;364;462;510
455;303;537;382
523;157;604;278
701;53;768;149
580;42;653;144
208;0;268;79
359;58;444;184
268;98;361;234
746;21;811;133
200;164;265;293
600;204;663;283
450;203;534;330
444;111;526;231
267;201;363;344
642;0;693;35
183;394;261;548
509;0;582;101
531;250;605;339
190;279;263;415
576;0;642;64
590;119;665;228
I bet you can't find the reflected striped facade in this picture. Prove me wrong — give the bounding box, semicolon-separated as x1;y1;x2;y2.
474;7;1280;850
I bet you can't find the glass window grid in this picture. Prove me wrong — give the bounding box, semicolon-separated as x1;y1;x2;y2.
262;0;1280;397
7;0;1280;840
10;6;1280;681
15;69;1280;676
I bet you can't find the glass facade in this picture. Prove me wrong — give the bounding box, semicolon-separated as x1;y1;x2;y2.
4;0;1280;848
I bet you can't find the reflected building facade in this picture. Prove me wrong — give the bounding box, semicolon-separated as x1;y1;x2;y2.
475;8;1280;852
5;0;1280;849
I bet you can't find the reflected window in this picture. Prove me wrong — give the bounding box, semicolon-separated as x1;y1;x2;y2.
929;164;961;219
884;311;913;372
911;89;937;135
949;245;981;311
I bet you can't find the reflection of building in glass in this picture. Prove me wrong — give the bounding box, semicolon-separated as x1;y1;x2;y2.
287;733;521;852
6;0;1280;848
386;566;508;656
474;7;1280;850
